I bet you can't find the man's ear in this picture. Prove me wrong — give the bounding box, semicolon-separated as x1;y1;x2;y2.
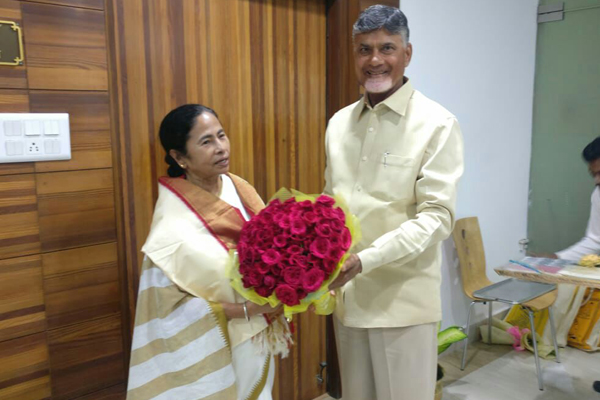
405;43;413;67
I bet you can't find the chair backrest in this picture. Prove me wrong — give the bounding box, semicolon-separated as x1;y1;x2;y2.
452;217;493;300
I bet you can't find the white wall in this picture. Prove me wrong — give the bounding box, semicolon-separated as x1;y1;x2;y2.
400;0;540;330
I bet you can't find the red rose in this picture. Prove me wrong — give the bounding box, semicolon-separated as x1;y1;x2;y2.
278;216;291;229
298;200;313;208
303;268;325;292
328;248;346;263
290;254;309;269
322;258;338;274
283;266;304;288
329;235;341;248
341;228;352;250
262;249;283;265
321;208;336;219
270;264;283;276
290;218;307;235
334;207;346;221
330;219;345;232
264;275;277;289
310;237;330;258
316;195;336;207
275;284;300;306
274;234;288;248
302;211;318;224
316;223;332;237
255;262;272;275
286;244;303;255
255;285;275;297
245;269;263;287
296;288;308;300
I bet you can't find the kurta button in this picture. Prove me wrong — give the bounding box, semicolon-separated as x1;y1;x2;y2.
362;156;367;161
368;127;374;132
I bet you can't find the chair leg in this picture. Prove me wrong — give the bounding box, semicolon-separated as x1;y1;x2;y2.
461;301;477;371
528;308;544;391
548;306;561;363
488;301;493;345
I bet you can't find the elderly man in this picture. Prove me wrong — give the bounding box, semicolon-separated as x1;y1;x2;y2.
325;5;464;400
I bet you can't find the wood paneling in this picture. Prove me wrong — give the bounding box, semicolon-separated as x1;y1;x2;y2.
75;384;126;400
48;314;124;399
21;2;108;90
0;256;46;342
0;333;51;400
36;169;116;252
43;243;120;330
21;0;104;11
0;90;34;176
0;0;28;89
326;0;361;120
0;174;41;259
0;0;127;399
30;91;113;172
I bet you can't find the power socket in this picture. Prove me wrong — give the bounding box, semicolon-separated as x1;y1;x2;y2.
26;139;42;155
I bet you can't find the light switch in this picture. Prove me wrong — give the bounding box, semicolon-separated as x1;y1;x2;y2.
44;139;61;154
4;121;22;136
6;140;14;155
44;139;54;154
44;121;60;136
14;141;24;155
24;120;42;136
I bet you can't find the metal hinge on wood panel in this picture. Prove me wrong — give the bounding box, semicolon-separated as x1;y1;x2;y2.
538;2;564;23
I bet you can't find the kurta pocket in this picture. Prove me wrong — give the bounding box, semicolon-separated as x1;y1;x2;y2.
368;152;417;202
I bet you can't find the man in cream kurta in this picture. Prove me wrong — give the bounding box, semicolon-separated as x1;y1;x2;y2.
325;6;464;400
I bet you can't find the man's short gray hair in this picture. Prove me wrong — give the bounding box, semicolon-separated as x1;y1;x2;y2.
353;5;409;46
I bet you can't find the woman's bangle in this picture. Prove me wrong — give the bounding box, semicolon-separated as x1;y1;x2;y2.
242;301;250;321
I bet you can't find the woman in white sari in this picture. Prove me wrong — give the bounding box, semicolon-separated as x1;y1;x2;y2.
127;104;288;400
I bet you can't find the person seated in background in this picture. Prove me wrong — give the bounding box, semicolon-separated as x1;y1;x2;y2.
126;104;287;400
532;136;600;394
552;136;600;262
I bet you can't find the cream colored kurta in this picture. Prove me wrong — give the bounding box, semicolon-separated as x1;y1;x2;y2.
325;79;464;328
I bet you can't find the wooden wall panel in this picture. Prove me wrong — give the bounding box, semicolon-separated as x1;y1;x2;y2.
21;3;108;91
0;0;127;399
21;0;104;11
0;174;41;259
43;243;120;330
36;169;116;252
75;384;126;400
0;255;46;342
0;333;51;400
48;315;124;400
30;91;113;172
326;0;361;121
0;90;34;175
0;0;28;89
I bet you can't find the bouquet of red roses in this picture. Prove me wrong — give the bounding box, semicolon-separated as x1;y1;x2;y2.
229;189;360;318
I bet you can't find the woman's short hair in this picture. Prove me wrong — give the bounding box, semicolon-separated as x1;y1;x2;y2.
159;104;219;177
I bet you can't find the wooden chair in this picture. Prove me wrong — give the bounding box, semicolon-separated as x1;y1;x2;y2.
452;217;560;391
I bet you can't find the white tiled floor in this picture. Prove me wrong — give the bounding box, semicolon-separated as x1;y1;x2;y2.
316;342;600;399
441;344;600;400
